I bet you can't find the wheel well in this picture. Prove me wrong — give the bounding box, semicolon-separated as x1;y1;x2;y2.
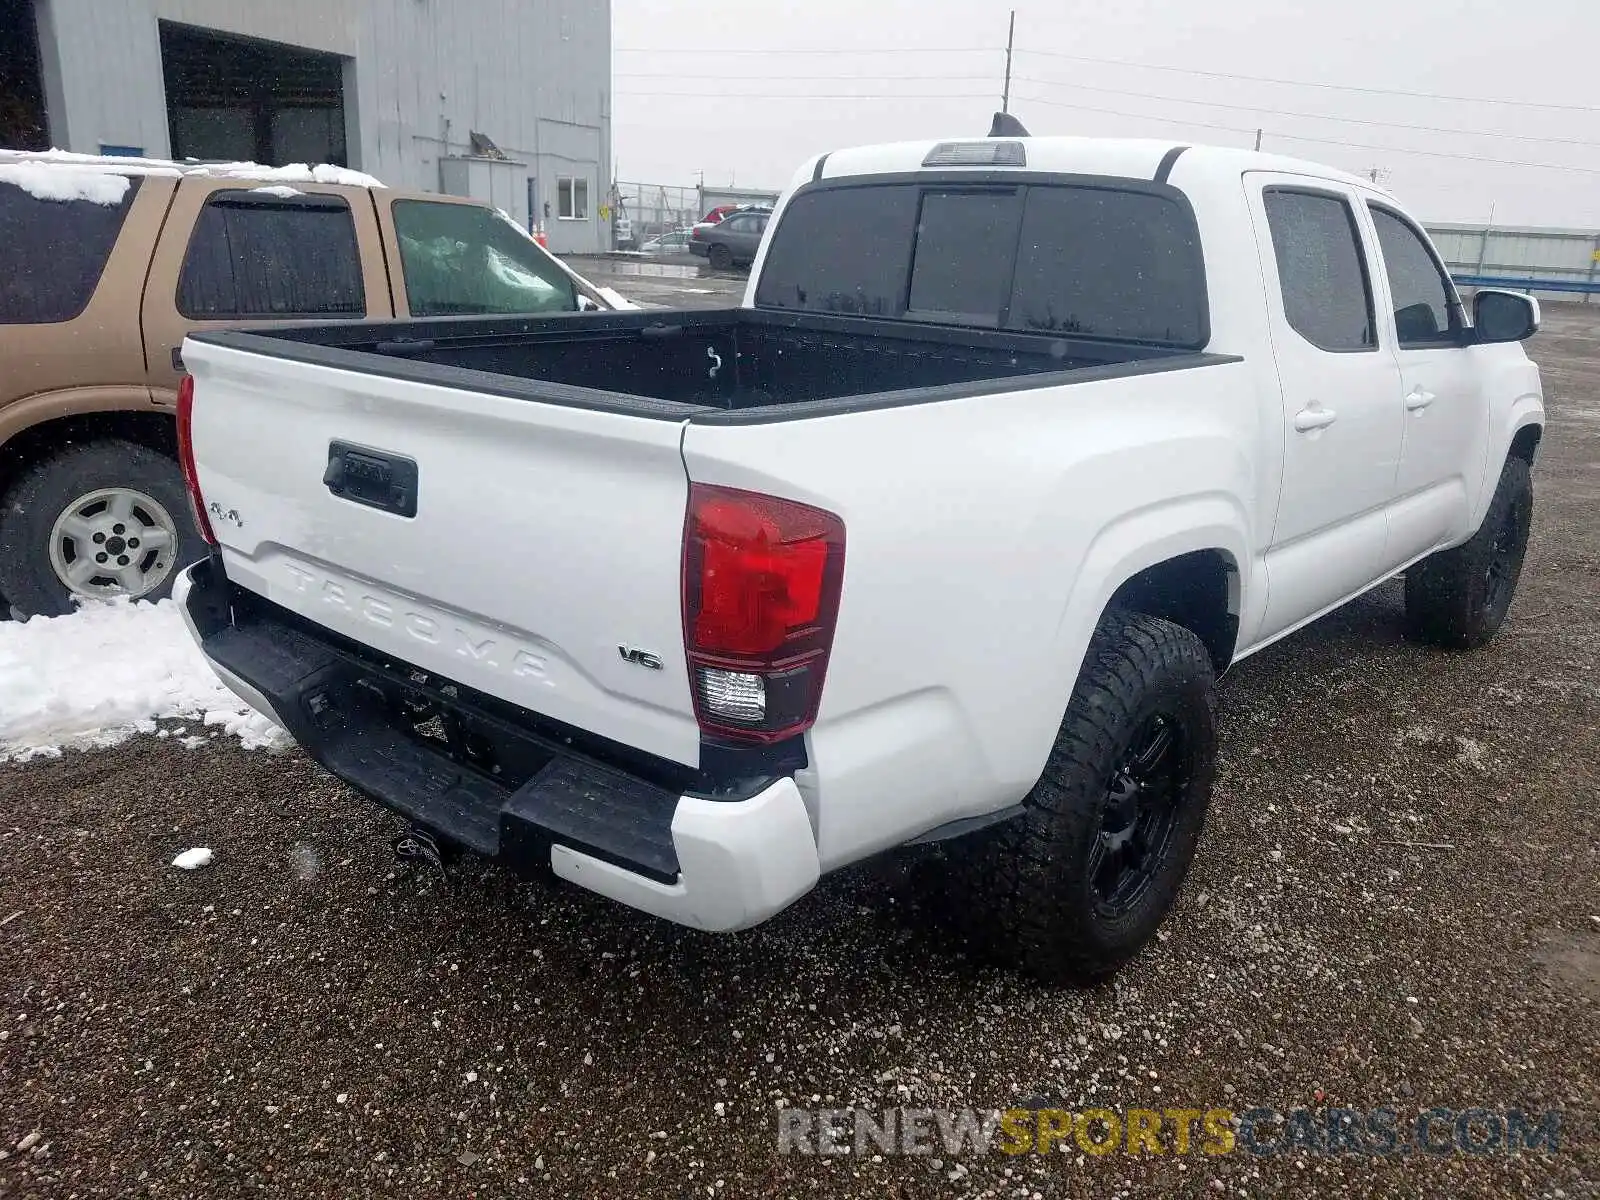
1108;549;1239;672
0;411;177;496
1509;425;1542;465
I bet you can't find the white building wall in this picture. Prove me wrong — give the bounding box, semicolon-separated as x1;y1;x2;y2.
33;0;611;253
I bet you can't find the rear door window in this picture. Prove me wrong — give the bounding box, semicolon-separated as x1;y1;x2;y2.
0;173;141;324
1262;189;1375;352
755;179;1207;346
392;200;578;316
178;190;365;318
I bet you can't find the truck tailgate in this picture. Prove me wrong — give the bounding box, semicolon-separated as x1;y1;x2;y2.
182;340;701;767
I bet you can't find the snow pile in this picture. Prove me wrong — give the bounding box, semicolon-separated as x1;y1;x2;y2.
1;148;183;176
0;163;130;206
250;184;305;199
596;286;640;311
171;847;213;870
0;599;289;762
203;161;385;188
0;148;384;188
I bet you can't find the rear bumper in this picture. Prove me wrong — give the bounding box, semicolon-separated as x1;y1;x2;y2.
173;561;819;931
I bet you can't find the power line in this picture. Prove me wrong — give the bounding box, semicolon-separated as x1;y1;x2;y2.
618;70;1600;149
615;91;998;101
1010;76;1600;150
1014;48;1600;114
618;42;1598;112
1012;91;1600;175
613;84;1600;171
615;73;998;80
615;46;994;54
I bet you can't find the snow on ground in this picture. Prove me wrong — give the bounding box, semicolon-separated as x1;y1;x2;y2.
0;163;130;205
171;847;213;870
0;599;288;762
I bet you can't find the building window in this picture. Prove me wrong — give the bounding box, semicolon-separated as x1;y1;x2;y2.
557;177;589;221
177;190;365;319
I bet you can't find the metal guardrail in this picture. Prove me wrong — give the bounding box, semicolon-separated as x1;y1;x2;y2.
1452;274;1600;296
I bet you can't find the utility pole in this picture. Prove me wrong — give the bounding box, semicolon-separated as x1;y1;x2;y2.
1002;10;1015;114
1253;128;1262;151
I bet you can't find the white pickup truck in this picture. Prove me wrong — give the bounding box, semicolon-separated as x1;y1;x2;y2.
173;136;1544;981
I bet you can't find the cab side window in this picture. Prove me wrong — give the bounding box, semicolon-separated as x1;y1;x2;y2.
1369;206;1461;347
178;190;365;319
1263;188;1375;353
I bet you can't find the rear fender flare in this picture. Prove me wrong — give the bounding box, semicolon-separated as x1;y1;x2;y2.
1011;494;1249;793
0;385;163;456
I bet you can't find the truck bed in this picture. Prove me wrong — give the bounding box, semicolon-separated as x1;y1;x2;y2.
188;308;1222;422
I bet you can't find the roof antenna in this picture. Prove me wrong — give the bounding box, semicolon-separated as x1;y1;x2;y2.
988;111;1030;138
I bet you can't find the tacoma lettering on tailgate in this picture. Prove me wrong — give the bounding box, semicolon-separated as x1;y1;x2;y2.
282;564;553;684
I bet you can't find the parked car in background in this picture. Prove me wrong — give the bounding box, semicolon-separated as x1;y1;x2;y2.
0;149;615;618
689;209;769;269
697;204;741;226
641;229;695;253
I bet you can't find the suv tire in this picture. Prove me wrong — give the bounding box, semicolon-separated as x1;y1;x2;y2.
1404;455;1533;650
955;609;1217;983
0;439;204;618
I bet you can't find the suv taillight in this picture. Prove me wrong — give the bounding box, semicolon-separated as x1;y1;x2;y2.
175;374;216;546
682;484;845;744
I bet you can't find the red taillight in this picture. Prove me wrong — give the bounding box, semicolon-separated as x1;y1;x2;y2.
175;374;216;546
682;484;845;744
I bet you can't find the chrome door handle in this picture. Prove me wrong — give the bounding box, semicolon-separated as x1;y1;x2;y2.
1293;406;1339;432
1405;387;1436;411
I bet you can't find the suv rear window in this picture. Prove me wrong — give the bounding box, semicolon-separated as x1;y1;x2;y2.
0;173;141;324
755;179;1207;346
178;190;365;319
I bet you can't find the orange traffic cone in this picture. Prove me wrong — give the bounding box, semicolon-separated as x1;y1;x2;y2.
534;221;548;248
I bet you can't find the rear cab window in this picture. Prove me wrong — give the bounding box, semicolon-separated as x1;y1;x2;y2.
0;172;142;324
178;189;365;318
754;176;1208;347
392;200;578;317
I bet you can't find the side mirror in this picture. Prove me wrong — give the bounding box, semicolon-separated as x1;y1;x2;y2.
1472;289;1540;344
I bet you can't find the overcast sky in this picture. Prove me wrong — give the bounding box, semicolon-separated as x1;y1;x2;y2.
613;0;1600;228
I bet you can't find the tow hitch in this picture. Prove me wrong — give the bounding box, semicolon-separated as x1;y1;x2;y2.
393;828;455;885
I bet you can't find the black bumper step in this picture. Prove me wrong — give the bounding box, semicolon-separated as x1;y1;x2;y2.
506;757;682;881
197;582;681;881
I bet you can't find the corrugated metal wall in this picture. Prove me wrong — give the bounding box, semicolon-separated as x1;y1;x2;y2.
1426;223;1600;304
32;0;611;252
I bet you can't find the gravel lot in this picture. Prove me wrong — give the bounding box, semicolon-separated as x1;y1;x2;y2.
2;309;1596;1199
